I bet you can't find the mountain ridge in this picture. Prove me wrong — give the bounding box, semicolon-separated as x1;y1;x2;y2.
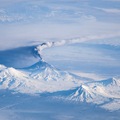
0;60;120;111
0;60;83;94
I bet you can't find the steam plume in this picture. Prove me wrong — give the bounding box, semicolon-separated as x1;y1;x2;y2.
34;33;120;59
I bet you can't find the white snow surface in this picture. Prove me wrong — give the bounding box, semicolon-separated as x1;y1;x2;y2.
0;64;6;70
66;77;120;111
0;60;120;111
0;61;82;94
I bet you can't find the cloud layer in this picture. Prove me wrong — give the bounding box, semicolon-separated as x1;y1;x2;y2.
0;0;120;50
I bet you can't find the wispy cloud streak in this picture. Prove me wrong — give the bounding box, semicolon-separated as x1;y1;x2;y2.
96;7;120;14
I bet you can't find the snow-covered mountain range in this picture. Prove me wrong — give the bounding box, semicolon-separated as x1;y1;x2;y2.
0;60;83;94
65;77;120;111
0;59;120;111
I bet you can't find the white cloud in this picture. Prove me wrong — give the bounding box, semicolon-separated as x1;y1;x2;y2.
87;39;120;46
0;18;120;50
46;10;59;17
96;7;120;14
0;0;120;50
0;9;25;22
0;15;24;22
0;0;94;23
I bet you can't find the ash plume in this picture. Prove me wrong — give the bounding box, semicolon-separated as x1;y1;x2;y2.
34;33;120;59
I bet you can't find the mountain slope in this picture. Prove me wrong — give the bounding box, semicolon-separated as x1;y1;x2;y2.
0;61;83;94
65;77;120;110
0;60;120;111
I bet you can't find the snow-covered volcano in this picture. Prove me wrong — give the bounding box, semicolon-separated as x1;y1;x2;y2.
65;77;120;111
0;59;120;111
0;60;83;94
